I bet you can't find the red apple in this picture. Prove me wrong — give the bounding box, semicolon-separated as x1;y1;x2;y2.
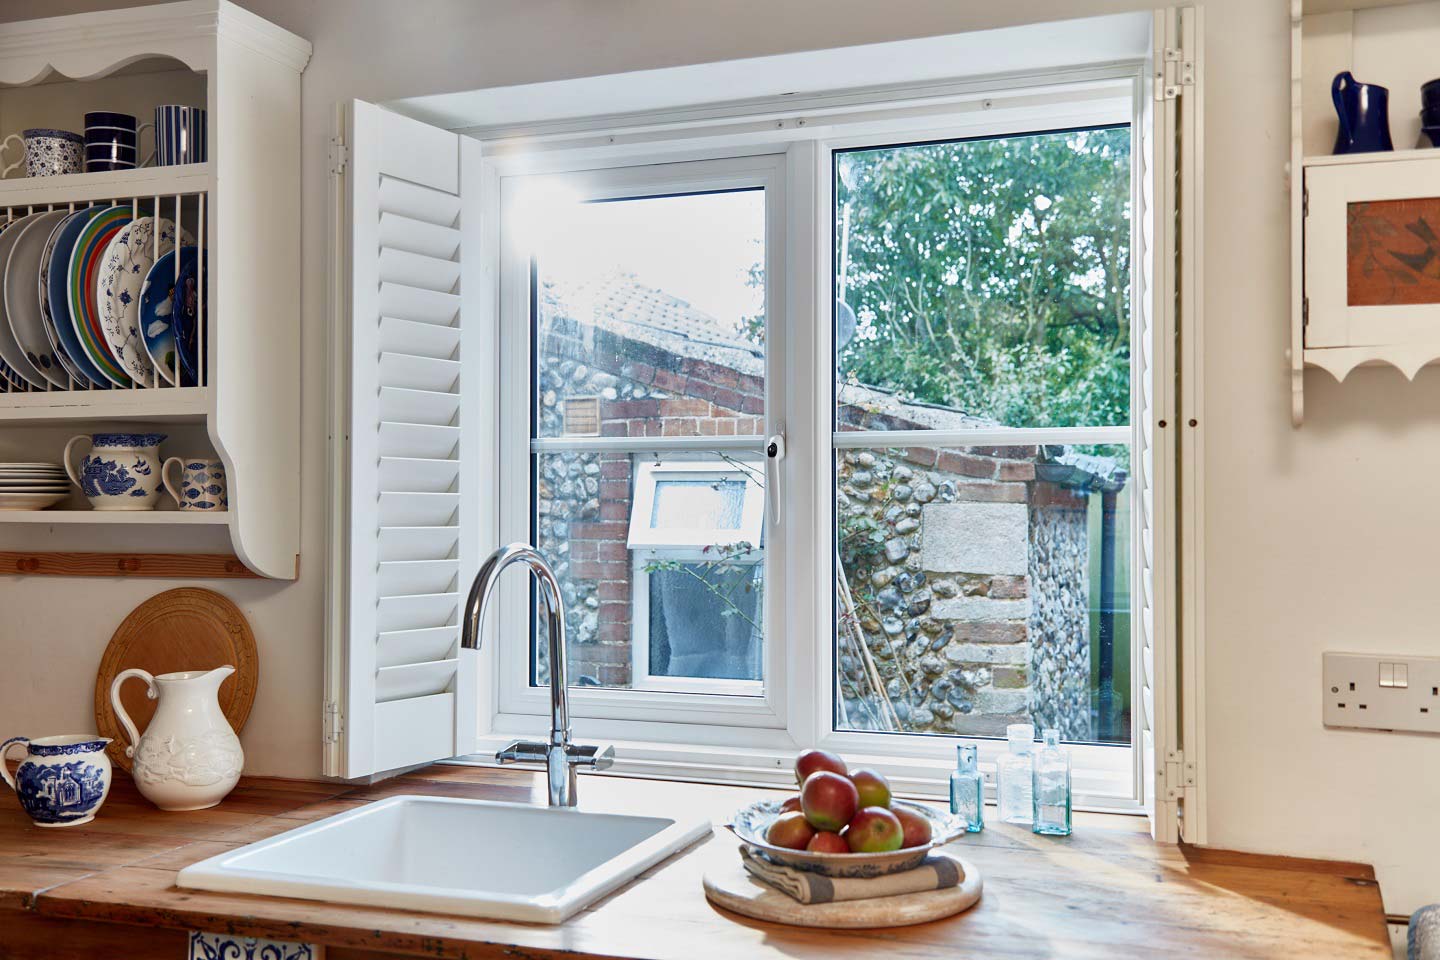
845;806;904;853
849;768;892;809
806;831;849;854
794;749;848;786
766;811;816;850
779;795;802;814
893;806;933;849
800;771;860;832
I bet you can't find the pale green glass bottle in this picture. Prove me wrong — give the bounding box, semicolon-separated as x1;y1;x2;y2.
949;743;984;832
1031;728;1072;836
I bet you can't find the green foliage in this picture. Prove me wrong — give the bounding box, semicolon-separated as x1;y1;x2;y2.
836;127;1132;428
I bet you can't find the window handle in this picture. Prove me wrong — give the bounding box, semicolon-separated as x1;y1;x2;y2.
765;433;786;528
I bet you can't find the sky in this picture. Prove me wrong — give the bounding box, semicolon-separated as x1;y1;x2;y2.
529;187;765;329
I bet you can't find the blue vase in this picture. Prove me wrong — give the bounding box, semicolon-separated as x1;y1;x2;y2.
1332;71;1394;155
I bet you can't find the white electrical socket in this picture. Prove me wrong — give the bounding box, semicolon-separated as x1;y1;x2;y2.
1323;652;1440;734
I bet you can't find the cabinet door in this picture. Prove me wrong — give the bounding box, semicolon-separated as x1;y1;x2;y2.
1305;157;1440;349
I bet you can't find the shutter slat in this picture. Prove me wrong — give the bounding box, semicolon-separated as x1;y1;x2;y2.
378;211;461;260
379;525;460;562
378;491;459;527
378;421;459;460
379;176;461;227
379;386;460;426
378;108;457;192
379;316;460;360
373;694;456;772
378;558;460;596
379;282;459;326
377;592;459;633
379;247;461;294
376;660;459;703
378;456;459;494
378;353;461;393
377;625;458;668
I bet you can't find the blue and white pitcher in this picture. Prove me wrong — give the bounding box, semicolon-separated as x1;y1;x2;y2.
0;734;113;827
64;432;166;510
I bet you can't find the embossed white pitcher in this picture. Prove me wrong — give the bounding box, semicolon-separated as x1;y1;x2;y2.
110;666;244;811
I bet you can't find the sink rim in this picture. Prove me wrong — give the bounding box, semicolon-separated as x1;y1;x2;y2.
175;794;714;924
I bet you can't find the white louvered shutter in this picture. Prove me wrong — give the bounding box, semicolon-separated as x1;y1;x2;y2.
1142;6;1200;843
326;100;482;779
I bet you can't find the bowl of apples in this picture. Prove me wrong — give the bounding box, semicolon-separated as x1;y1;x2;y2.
727;750;967;878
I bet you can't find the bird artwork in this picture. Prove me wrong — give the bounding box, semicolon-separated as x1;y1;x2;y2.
1347;199;1440;306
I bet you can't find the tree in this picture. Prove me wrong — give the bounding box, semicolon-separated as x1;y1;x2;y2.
836;127;1131;428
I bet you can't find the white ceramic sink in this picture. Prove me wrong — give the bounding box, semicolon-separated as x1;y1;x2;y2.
176;795;711;924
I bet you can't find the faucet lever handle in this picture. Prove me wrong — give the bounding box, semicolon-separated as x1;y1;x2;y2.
566;742;615;771
494;740;548;765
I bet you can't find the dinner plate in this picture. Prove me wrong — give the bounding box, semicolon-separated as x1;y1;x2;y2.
39;209;101;388
0;491;67;510
96;216;191;384
0;217;53;389
139;249;181;385
67;205;133;387
171;246;206;386
6;209;71;387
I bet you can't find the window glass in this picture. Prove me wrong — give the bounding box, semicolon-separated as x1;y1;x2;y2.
651;479;747;530
835;127;1132;430
647;561;763;682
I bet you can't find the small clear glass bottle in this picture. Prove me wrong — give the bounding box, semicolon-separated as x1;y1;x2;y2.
949;743;984;832
1031;728;1072;836
995;722;1035;826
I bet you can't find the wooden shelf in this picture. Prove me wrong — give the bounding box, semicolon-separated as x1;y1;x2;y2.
0;510;227;524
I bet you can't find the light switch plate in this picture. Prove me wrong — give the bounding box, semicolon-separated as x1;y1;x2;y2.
1323;652;1440;733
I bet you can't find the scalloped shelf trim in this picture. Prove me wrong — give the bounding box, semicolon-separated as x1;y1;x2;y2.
1303;345;1440;382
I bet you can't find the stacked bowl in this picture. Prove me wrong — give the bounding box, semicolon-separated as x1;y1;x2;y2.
0;462;68;510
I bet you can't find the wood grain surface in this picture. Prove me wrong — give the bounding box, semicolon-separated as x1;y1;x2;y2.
0;550;261;578
0;766;1392;960
93;587;258;771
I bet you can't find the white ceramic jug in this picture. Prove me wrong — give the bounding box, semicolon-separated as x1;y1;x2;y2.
110;666;244;811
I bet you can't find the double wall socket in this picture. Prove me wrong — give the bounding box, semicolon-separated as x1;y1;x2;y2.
1323;653;1440;734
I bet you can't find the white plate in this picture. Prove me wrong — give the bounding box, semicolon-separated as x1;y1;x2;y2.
0;492;67;510
6;209;71;387
0;216;53;389
95;216;191;383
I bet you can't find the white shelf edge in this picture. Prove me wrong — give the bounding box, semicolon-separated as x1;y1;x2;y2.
1303;148;1440;168
1303;344;1440;381
0;387;211;422
0;510;229;524
0;164;211;207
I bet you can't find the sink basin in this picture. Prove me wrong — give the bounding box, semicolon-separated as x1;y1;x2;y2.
176;794;712;924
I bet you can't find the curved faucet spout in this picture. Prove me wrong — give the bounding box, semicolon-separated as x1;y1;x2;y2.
462;542;609;806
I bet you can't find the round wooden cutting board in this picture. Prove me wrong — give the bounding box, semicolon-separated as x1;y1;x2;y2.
703;855;983;928
93;587;258;772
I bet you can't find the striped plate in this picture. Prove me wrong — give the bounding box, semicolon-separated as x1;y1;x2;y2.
66;205;132;387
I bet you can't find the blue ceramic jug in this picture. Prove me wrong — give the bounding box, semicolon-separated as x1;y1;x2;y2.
1333;71;1394;154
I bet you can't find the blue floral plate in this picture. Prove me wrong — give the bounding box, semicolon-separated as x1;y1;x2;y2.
139;249;181;385
171;246;205;387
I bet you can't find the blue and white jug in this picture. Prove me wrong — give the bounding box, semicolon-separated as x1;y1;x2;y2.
0;734;112;827
64;432;166;510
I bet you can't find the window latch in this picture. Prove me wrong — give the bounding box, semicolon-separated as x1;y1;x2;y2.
765;433;786;528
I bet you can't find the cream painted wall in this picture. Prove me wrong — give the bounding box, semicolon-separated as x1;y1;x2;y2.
1;0;1436;916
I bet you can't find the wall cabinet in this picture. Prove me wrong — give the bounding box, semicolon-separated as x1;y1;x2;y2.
0;1;309;577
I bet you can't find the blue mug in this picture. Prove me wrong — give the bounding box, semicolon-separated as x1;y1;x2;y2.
154;105;206;165
1332;71;1394;155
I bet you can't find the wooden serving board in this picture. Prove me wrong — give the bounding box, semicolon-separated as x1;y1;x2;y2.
703;854;982;928
93;587;258;772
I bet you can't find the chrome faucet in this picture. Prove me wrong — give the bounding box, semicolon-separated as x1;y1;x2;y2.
461;543;614;807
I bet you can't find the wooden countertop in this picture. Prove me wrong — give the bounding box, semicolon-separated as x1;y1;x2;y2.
0;765;1390;960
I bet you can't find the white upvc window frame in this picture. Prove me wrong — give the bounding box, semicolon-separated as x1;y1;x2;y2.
479;70;1149;809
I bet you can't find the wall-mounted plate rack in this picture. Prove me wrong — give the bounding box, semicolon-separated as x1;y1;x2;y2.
0;1;310;577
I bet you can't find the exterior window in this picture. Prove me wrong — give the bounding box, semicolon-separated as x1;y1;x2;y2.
832;127;1135;744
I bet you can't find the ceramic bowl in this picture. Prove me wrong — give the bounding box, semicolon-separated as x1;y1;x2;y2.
727;797;967;878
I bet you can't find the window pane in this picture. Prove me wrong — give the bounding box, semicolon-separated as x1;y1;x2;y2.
533;189;766;440
534;450;765;692
833;444;1131;744
834;128;1131;430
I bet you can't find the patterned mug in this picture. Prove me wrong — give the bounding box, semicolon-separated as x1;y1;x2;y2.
64;432;167;510
0;735;113;827
0;129;84;177
162;456;227;511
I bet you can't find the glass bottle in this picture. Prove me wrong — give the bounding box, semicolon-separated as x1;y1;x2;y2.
995;722;1035;826
1031;728;1072;836
949;743;984;832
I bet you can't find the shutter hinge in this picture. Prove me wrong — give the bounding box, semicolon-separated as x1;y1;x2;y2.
328;136;349;177
1163;749;1196;799
1156;46;1194;100
322;699;344;745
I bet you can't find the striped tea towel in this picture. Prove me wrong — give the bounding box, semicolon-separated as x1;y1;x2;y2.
739;845;965;904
